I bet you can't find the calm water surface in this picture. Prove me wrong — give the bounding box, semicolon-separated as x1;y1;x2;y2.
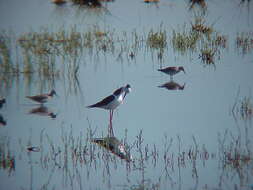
0;0;253;189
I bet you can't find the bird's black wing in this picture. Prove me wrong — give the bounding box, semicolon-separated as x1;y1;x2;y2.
87;95;115;108
113;87;123;96
26;95;47;103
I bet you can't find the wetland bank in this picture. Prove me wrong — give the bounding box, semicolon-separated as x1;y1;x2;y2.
0;0;253;189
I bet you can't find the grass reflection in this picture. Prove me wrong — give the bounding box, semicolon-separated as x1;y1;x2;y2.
0;116;249;190
0;137;15;176
13;122;251;190
236;32;253;55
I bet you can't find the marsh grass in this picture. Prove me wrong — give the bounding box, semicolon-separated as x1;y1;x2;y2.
0;120;249;190
172;28;200;54
0;31;16;73
0;23;234;88
147;29;167;50
0;136;15;176
233;94;253;120
218;129;252;171
236;31;253;55
199;47;216;65
172;17;227;66
191;17;213;38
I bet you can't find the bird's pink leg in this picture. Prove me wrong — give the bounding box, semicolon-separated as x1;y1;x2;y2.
108;110;114;137
111;110;114;136
109;110;112;135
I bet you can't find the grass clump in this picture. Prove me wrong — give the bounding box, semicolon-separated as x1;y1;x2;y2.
172;29;200;54
236;32;253;55
199;48;216;65
234;96;253;120
147;29;167;50
0;137;15;176
0;32;14;73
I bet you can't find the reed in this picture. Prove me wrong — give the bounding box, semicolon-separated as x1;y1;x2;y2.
236;31;253;55
0;31;13;73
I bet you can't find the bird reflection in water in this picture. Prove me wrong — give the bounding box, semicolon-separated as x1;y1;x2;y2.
158;81;185;90
0;114;6;126
92;136;132;162
28;105;57;119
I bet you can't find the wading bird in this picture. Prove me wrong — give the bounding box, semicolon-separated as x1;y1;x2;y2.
26;90;57;104
87;84;131;136
158;66;186;80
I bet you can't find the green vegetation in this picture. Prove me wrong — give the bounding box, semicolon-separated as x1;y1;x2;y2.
0;21;244;83
0;31;15;73
147;29;167;50
172;29;200;53
171;17;228;66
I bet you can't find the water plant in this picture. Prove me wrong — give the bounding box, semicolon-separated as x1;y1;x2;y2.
147;29;167;50
199;47;216;65
0;31;14;73
236;31;253;55
191;17;213;39
0;137;15;176
171;29;200;54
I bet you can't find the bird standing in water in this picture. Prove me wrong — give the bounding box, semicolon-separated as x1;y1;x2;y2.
87;84;131;136
26;90;57;104
158;66;186;80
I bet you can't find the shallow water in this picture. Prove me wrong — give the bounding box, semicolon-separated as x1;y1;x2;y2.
0;0;253;189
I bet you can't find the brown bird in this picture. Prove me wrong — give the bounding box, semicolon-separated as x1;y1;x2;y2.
158;66;186;80
26;90;57;104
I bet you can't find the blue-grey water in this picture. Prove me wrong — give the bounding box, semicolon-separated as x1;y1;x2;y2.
0;0;253;189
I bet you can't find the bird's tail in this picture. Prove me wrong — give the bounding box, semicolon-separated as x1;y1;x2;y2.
157;84;164;88
86;104;96;108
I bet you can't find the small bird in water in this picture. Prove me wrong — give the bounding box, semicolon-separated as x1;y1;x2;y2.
158;66;186;80
87;84;131;136
26;90;57;104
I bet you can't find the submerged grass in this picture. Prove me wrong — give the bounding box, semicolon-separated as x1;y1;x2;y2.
0;21;240;86
0;114;251;190
236;31;253;55
147;29;167;50
0;31;16;73
171;16;227;66
0;136;15;176
232;93;253;120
